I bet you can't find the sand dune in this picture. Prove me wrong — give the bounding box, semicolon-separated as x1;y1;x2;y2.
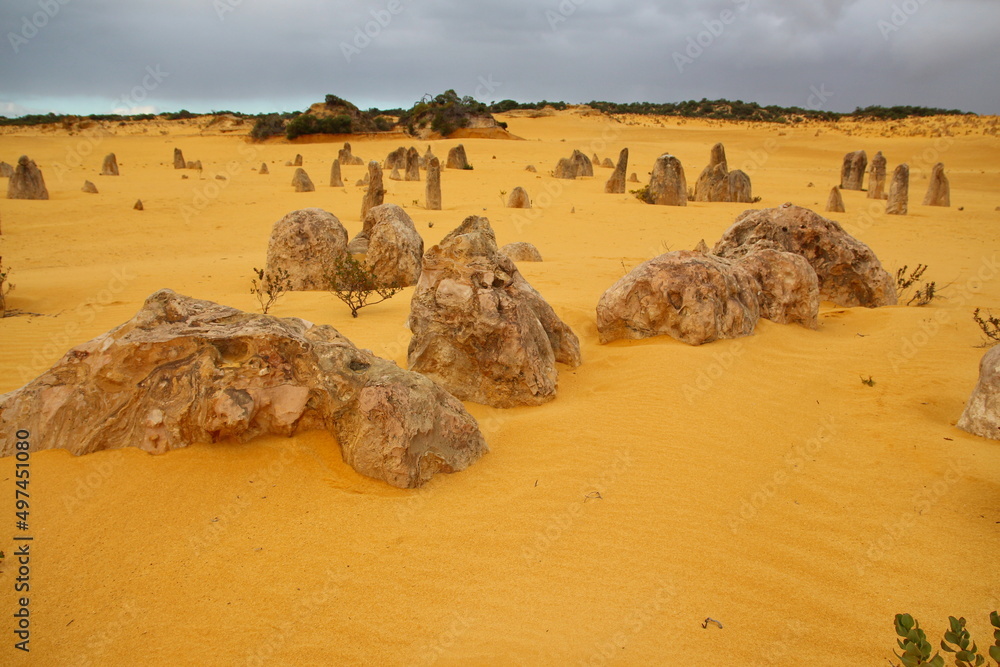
0;111;998;665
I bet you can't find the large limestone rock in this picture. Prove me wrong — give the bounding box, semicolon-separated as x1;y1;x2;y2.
350;204;424;287
727;170;753;203
173;148;186;170
957;345;1000;440
7;156;49;200
360;161;385;219
923;162;950;207
886;164;909;215
101;153;119;176
385;147;407;170
554;150;593;179
713;203;897;308
500;242;543;262
330;159;343;187
404;147;420;181
597;251;760;346
732;249;819;328
840;150;868;190
694;143;729;202
0;290;487;489
407;216;581;408
506;186;531;208
425;156;442;210
867;151;887;199
446;145;470;170
604;148;628;194
338;142;364;166
264;208;349;290
292;154;303;167
826;186;846;213
291;168;315;192
647;154;687;206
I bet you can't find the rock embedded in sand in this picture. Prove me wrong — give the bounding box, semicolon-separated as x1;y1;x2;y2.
554;150;593;179
81;180;98;194
602;158;615;169
604;148;628;194
173;148;186;170
264;207;349;290
425;156;442;211
867;151;886;199
292;154;303;167
957;345;1000;441
0;289;487;489
727;169;753;203
389;166;402;181
500;242;543;262
506;186;531;209
694;143;730;202
360;161;385;220
525;165;537;173
840;150;867;190
446;144;470;170
259;162;269;175
886;164;909;215
101;153;119;176
186;160;202;170
646;154;687;206
338;142;364;166
7;155;49;200
923;162;950;207
407;216;581;408
405;147;420;182
385;147;406;170
291;168;315;193
349;203;424;288
133;199;144;210
329;159;343;187
713;203;897;308
0;161;12;177
733;249;819;328
629;172;639;183
826;186;846;213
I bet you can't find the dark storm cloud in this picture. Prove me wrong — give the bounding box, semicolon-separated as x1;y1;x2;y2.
0;0;997;116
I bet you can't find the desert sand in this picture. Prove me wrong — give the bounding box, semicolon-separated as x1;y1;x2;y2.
0;109;998;665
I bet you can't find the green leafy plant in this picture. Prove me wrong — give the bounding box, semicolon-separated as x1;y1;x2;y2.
895;614;945;667
0;257;15;318
250;266;292;315
940;616;986;666
630;185;651;204
893;613;1000;667
973;308;1000;346
990;611;1000;664
328;255;401;318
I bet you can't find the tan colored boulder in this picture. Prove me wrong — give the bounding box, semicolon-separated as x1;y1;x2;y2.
291;168;315;192
350;204;424;287
389;166;402;181
500;242;543;262
694;143;729;202
338;142;364;166
629;172;639;183
101;153;119;176
867;151;886;199
840;150;867;190
292;154;303;167
506;186;531;209
360;161;385;219
604;148;628;194
446;144;470;169
133;199;143;210
733;249;819;328
923;162;950;207
425;156;442;210
525;165;537;173
407;216;581;408
647;154;687;206
957;345;1000;440
602;158;615;169
186;160;202;170
886;164;909;215
405;147;420;181
330;159;343;187
259;162;269;175
385;147;407;170
81;180;98;194
712;203;897;308
0;289;487;489
173;148;185;169
264;208;349;290
7;155;49;200
554;150;593;179
826;186;845;213
727;169;753;203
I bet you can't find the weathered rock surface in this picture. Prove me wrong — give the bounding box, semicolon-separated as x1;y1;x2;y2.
733;249;819;328
712;203;897;308
525;165;537;173
826;186;846;213
330;159;343;187
360;161;385;219
957;345;1000;441
605;148;628;194
629;172;639;183
554;150;593;179
405;147;420;181
7;155;49;200
338;142;364;166
446;145;470;170
407;216;581;408
291;168;315;192
506;187;531;208
186;160;203;170
0;290;487;488
389;166;402;181
646;154;687;206
923;162;950;207
292;154;303;167
101;153;119;176
727;169;753;203
426;156;442;210
350;204;424;287
867;151;886;199
602;158;614;168
385;147;407;170
694;143;730;202
597;251;760;346
81;180;98;194
264;208;349;290
840;150;868;190
173;148;186;169
259;162;269;175
133;199;144;210
500;242;543;262
886;164;909;215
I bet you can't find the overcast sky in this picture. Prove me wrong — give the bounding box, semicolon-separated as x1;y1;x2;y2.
1;0;997;117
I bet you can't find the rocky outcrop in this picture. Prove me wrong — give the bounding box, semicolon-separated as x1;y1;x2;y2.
840;150;867;190
426;156;442;210
957;345;1000;440
292;154;303;167
525;165;537;173
694;143;729;202
264;208;349;290
405;147;420;181
602;158;614;169
350;204;424;287
0;290;487;488
186;160;203;170
826;186;845;213
629;173;639;183
727;170;753;203
330;159;343;187
867;151;886;199
732;249;819;328
173;148;186;169
407;216;581;408
360;161;385;220
506;187;531;209
712;203;897;308
338;142;364;166
7;155;49;200
886;164;909;215
604;148;628;194
554;150;593;179
385;147;407;171
389;166;402;181
81;180;98;194
260;162;270;175
446;145;470;170
500;242;543;262
101;153;119;176
923;162;950;207
646;154;687;206
291;168;315;192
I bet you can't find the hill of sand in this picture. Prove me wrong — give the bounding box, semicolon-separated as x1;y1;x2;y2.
0;111;999;665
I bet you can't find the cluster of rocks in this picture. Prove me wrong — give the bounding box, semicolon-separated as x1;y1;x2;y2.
385;146;428;181
554;150;593;179
693;143;752;203
0;161;14;177
347;204;424;287
597;204;896;346
338;142;365;166
174;147;201;170
834;149;950;214
7;156;49;200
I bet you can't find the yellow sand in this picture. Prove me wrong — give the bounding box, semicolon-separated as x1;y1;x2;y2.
1;110;998;665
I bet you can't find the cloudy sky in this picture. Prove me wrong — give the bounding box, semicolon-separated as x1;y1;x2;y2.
1;0;998;117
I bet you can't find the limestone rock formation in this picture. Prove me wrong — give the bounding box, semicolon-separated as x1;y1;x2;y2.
733;249;819;328
133;199;143;210
360;161;385;220
349;204;424;287
7;155;49;200
727;170;753;203
259;162;269;175
923;162;950;207
500;242;543;262
173;148;186;169
385;147;407;170
293;154;303;167
840;150;868;190
867;151;886;199
826;186;846;213
712;203;897;308
0;289;487;489
101;153;119;176
646;154;687;206
291;168;315;193
694;143;730;202
426;156;442;210
525;165;537;173
886;164;909;215
389;166;402;181
506;187;531;209
407;216;581;408
629;172;639;183
264;208;349;290
446;145;470;170
957;345;1000;441
602;158;615;169
186;160;203;170
330;159;343;187
81;180;98;194
605;148;628;194
338;143;364;166
597;251;759;346
554;150;593;179
405;147;420;181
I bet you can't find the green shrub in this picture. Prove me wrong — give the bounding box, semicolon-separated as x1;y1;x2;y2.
249;114;287;141
285;114;352;140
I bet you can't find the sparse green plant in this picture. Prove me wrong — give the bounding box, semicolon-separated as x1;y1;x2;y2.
940;616;986;667
328;254;401;318
751;195;762;203
973;308;1000;346
630;185;651;204
894;614;944;667
250;266;292;315
0;257;15;318
892;613;1000;667
861;375;876;387
462;163;474;170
